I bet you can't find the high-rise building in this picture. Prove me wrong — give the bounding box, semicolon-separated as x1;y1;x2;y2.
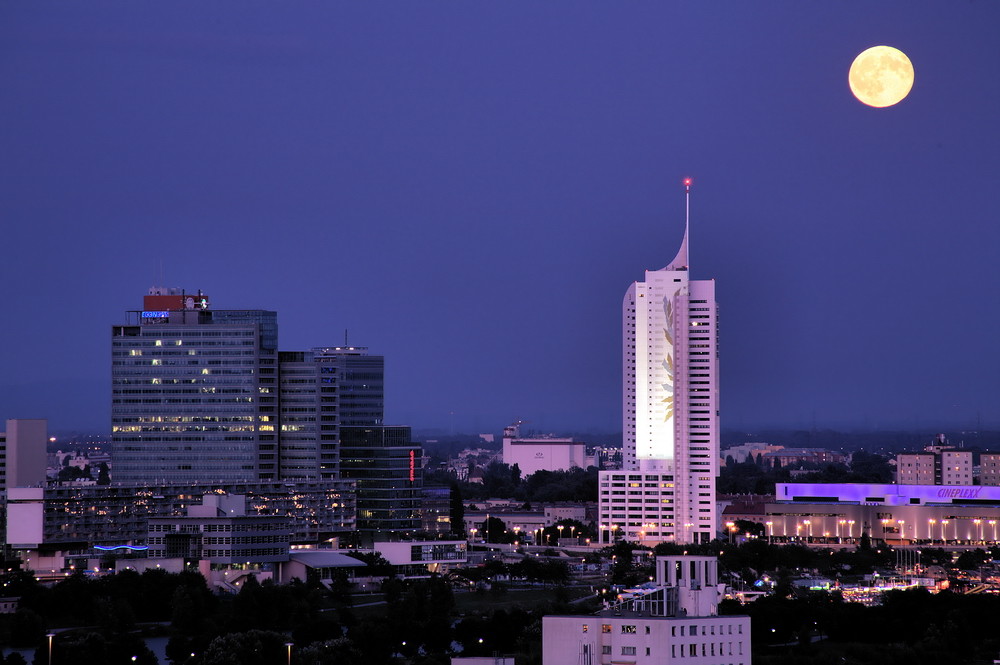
277;347;384;480
599;182;720;545
111;288;279;483
112;288;387;486
340;425;422;535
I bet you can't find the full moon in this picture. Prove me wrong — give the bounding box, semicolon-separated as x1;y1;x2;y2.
848;45;914;108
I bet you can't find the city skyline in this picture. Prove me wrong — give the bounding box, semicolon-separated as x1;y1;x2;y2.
2;2;999;434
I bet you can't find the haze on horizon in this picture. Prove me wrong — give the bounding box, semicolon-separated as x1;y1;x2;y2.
1;2;999;435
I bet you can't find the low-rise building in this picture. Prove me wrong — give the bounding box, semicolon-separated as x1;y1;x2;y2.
502;422;589;477
543;555;750;665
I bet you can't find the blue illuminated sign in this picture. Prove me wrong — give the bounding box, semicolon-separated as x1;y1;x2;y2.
141;311;170;319
94;545;149;551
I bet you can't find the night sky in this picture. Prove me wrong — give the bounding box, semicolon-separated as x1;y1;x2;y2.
2;2;998;435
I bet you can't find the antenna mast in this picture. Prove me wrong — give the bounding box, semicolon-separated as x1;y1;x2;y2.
684;177;691;265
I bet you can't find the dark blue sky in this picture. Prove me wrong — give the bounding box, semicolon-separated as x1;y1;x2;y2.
2;2;998;435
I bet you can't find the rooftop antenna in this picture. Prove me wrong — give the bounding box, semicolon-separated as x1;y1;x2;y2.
344;329;348;346
684;177;692;267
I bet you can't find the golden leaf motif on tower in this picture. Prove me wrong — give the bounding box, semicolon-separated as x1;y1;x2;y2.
662;395;674;422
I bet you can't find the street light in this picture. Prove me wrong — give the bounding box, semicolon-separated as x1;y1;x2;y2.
285;642;294;665
47;633;54;665
765;521;773;545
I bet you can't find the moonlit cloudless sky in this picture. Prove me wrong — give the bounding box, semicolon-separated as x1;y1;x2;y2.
1;2;999;435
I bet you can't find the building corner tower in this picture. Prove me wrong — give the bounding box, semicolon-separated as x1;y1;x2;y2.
599;180;720;545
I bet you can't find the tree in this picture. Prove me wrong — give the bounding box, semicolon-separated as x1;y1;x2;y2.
480;516;514;544
198;630;287;665
9;609;44;648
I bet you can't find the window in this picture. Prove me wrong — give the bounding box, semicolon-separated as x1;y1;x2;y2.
602;625;612;633
622;625;637;634
602;646;611;655
622;646;636;656
582;624;588;633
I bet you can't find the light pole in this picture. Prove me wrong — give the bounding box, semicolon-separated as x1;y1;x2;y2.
975;519;983;543
47;633;54;665
765;521;773;545
928;519;936;542
990;520;997;542
285;641;293;665
848;520;855;540
942;520;950;543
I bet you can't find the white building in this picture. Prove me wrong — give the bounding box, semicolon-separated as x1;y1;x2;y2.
542;556;749;665
502;422;589;477
600;183;720;545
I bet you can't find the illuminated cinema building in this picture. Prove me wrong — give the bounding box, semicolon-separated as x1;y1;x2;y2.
599;182;720;545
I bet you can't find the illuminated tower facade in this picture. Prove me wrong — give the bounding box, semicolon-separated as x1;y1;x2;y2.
599;182;720;545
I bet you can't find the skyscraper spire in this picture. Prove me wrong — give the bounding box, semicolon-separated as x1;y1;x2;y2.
663;178;691;271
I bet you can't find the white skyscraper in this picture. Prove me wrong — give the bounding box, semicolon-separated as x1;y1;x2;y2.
599;181;719;545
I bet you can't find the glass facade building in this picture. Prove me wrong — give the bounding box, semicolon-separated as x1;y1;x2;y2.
340;426;422;534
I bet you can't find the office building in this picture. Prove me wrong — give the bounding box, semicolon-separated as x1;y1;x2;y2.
112;288;386;485
5;479;356;574
340;426;422;534
146;494;291;564
111;288;279;483
542;555;750;665
599;183;720;545
277;347;384;480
